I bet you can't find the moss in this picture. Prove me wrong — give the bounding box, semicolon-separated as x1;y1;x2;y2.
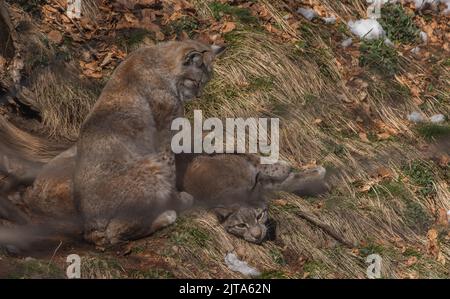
247;76;275;92
369;178;432;232
7;259;64;279
163;16;200;38
269;249;286;266
403;247;423;258
368;180;409;198
266;99;290;118
209;2;258;24
403;160;436;197
302;260;327;277
403;199;432;232
259;270;288;279
171;218;211;247
416;123;450;141
360;39;400;76
129;268;174;279
379;4;419;44
359;242;385;256
81;257;125;279
368;79;412;104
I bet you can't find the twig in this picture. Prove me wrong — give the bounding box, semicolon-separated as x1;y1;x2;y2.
47;240;63;274
295;210;356;248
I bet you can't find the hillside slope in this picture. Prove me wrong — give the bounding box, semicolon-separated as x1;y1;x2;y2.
0;0;449;278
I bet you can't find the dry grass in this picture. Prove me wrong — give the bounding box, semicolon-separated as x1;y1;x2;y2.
1;0;449;278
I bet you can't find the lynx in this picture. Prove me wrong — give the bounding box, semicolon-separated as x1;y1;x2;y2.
72;40;225;246
177;154;327;243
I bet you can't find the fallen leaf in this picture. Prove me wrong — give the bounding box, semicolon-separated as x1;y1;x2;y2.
426;228;439;257
405;256;417;266
374;166;393;179
359;132;370;143
48;30;63;44
438;154;449;167
221;21;236;34
377;132;391;140
436;208;449;227
312;118;322;125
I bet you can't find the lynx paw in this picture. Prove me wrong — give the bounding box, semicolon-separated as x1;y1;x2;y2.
151;210;177;232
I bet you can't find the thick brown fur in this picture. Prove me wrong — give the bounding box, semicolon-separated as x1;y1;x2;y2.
73;40;224;246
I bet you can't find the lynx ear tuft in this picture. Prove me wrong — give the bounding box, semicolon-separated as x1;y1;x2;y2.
211;44;226;57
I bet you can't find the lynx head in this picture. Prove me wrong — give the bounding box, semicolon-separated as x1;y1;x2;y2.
160;40;225;102
213;203;269;244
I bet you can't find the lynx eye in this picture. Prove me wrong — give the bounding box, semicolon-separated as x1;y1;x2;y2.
235;223;248;229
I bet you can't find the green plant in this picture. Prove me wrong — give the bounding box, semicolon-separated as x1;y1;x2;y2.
403;160;436;197
164;16;199;37
416;123;450;140
360;39;400;76
259;270;288;279
209;2;258;24
269;249;286;266
379;4;419;44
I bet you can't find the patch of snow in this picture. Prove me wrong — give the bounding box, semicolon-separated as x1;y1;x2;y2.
384;38;395;47
408;112;426;123
420;31;428;44
348;19;385;40
411;46;421;54
430;114;446;123
322;16;337;24
442;0;450;14
341;37;353;48
225;253;261;277
297;7;318;21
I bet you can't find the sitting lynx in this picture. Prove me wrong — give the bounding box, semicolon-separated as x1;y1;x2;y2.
0;40;225;247
72;40;225;246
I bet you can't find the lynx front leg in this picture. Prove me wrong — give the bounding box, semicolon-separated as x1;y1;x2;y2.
150;210;177;232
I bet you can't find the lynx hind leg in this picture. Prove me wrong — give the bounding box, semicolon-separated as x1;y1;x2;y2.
87;210;178;246
279;166;329;196
256;159;292;181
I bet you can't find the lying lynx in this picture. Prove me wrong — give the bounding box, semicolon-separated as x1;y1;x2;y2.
177;154;327;243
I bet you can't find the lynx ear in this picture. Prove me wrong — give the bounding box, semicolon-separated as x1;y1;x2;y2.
213;206;234;222
211;44;226;57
